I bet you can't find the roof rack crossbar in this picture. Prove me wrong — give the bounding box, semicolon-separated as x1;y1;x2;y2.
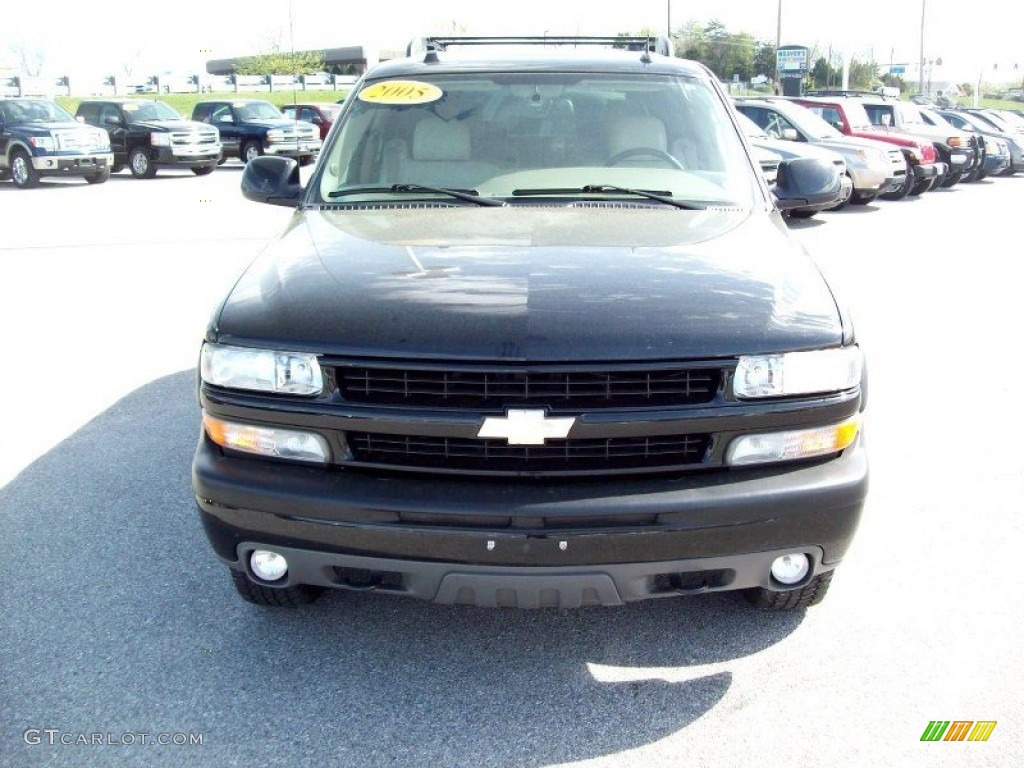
405;35;672;60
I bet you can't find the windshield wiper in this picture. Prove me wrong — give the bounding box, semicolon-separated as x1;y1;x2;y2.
511;184;707;210
327;183;504;207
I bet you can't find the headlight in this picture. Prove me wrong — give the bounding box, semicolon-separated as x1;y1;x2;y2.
203;413;330;463
267;129;285;141
726;416;861;466
150;133;171;147
28;136;55;150
734;347;862;399
200;343;323;395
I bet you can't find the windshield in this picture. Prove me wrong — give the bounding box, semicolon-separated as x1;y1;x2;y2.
986;110;1024;130
236;102;284;120
839;100;873;130
1;99;75;123
736;112;769;139
122;101;183;122
896;103;927;127
316;71;759;208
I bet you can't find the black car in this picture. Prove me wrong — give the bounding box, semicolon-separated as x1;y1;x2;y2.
193;36;865;612
191;99;321;165
0;98;112;188
76;99;221;178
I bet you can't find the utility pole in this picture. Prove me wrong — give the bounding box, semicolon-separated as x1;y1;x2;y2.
775;0;783;77
918;0;926;95
667;0;671;41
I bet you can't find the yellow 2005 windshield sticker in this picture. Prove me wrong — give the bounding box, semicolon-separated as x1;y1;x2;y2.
358;80;443;105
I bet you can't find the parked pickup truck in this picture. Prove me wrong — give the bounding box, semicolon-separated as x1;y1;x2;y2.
191;99;321;165
0;98;112;188
76;99;221;178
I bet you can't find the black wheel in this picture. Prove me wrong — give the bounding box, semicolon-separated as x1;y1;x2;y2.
84;167;110;184
977;169;988;180
909;178;933;196
879;157;913;200
849;191;877;205
191;164;215;176
940;170;961;187
788;209;818;219
9;148;41;189
230;569;323;607
128;146;157;178
605;147;685;169
111;163;125;174
241;141;263;164
962;167;981;183
744;570;834;611
298;154;315;167
216;157;227;166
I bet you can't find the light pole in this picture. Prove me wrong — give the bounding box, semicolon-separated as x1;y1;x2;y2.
775;0;783;85
918;0;926;95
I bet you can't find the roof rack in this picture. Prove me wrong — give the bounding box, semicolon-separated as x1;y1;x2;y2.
405;35;672;62
803;89;893;100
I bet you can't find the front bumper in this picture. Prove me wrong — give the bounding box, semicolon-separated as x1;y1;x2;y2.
913;161;946;181
154;146;221;167
32;152;113;173
982;153;1011;174
263;139;322;157
193;435;868;606
846;163;889;195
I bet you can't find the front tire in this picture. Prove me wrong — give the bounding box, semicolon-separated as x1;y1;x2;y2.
241;141;263;164
84;167;111;184
744;570;835;611
191;164;216;176
788;209;818;219
879;157;914;200
10;148;41;189
230;569;322;607
128;146;157;179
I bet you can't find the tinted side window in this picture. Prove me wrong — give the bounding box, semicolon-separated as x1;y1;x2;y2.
193;103;214;122
77;103;99;123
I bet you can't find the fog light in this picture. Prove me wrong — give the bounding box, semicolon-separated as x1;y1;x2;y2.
250;550;288;582
771;553;809;585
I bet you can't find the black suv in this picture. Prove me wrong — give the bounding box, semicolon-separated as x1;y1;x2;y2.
76;99;221;178
193;37;865;612
0;98;112;188
191;99;321;165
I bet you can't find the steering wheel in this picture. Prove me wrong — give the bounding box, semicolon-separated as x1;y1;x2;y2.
605;147;685;169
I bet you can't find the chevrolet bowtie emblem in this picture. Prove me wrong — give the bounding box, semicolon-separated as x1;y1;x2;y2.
477;409;576;445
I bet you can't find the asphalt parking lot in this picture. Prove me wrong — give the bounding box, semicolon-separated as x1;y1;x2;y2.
1;166;1022;767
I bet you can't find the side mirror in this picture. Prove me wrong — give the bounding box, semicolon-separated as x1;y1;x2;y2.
218;115;234;124
241;156;302;207
830;120;844;132
780;127;799;141
773;157;842;212
103;115;121;126
881;114;893;127
75;115;85;123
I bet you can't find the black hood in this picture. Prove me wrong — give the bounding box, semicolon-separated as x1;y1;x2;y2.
213;206;842;362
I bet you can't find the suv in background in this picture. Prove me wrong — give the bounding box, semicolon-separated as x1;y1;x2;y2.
734;111;852;217
193;36;866;613
937;109;1023;176
735;97;904;204
280;102;342;140
854;96;980;187
191;99;321;165
76;99;221;178
793;95;946;199
0;98;112;188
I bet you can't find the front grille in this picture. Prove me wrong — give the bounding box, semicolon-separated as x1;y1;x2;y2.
336;365;721;409
347;432;710;474
170;130;218;145
53;130;100;150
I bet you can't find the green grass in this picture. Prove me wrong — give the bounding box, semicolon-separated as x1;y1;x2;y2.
54;90;349;117
978;97;1024;111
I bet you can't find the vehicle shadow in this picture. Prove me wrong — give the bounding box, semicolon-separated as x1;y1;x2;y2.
0;370;804;768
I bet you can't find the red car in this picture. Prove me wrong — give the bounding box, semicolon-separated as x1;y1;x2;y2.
280;103;342;140
792;95;947;199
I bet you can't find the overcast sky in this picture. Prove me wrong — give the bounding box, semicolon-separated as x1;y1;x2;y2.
3;0;1022;84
